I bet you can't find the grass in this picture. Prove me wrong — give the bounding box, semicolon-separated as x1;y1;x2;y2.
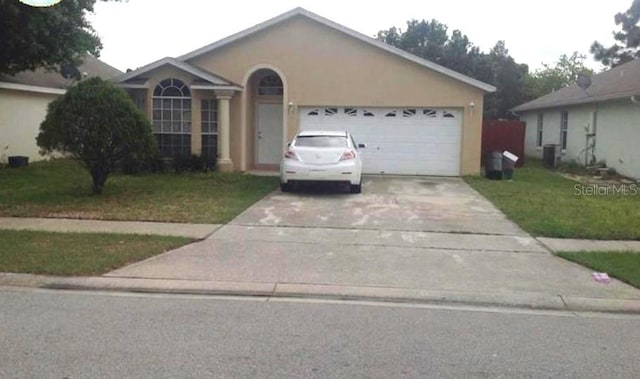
464;160;640;240
557;251;640;289
0;159;279;223
0;229;191;276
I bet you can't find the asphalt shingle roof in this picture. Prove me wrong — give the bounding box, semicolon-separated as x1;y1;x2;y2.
513;59;640;112
0;55;122;89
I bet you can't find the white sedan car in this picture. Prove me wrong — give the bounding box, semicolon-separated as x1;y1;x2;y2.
280;130;363;193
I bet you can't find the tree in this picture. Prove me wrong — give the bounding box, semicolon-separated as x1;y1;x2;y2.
591;0;640;68
443;30;480;76
377;21;528;119
0;0;108;75
377;19;474;68
478;41;529;119
525;52;594;99
37;77;157;194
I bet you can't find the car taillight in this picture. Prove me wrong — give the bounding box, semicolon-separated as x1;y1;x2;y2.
340;150;356;161
284;149;299;161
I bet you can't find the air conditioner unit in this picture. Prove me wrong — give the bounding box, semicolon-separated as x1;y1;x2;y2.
543;144;561;168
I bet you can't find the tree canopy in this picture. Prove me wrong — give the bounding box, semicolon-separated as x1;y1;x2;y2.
591;0;640;68
0;0;107;75
377;21;527;119
37;77;157;194
525;52;594;100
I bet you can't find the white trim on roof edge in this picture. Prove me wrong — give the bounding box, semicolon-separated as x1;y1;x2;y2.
178;7;496;93
113;57;241;89
118;83;148;89
0;82;66;95
513;89;640;112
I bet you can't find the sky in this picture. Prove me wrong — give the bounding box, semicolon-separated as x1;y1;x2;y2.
88;0;632;73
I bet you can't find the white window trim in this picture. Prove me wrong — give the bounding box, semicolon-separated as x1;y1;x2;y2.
535;112;544;149
560;111;569;152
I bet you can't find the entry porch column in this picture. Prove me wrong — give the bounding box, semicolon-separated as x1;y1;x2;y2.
215;90;234;171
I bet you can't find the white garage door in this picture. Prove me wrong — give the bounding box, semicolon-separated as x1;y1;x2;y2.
299;107;462;176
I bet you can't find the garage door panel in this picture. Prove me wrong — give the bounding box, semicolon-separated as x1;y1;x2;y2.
300;106;461;176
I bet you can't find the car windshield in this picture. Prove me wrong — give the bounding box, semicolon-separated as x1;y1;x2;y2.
294;135;347;148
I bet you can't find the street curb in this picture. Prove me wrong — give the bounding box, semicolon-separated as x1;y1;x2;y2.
2;273;639;314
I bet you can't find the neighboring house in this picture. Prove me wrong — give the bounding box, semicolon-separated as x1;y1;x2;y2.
513;58;640;180
0;55;122;162
114;7;495;176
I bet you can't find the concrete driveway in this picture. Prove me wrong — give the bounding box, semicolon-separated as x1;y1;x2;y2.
106;176;640;307
231;176;524;235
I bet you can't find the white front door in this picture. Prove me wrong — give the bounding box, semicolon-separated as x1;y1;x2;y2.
299;107;462;176
256;103;283;165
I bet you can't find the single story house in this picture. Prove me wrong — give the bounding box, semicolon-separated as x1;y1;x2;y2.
0;56;122;162
114;7;495;176
513;58;640;180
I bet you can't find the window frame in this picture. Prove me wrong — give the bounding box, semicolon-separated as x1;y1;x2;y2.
152;78;192;158
536;112;544;148
560;110;569;151
257;74;283;96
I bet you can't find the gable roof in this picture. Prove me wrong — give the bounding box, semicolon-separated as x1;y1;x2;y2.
0;55;122;94
513;59;640;112
178;7;496;93
113;57;242;90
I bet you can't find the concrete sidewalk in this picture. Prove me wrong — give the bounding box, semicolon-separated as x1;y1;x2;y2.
0;217;220;239
538;237;640;252
98;224;640;313
3;216;637;252
1;201;639;313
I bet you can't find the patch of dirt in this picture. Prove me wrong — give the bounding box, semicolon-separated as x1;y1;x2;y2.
559;172;637;185
45;211;103;219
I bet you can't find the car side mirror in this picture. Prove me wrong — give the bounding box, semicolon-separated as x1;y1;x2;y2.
358;143;366;148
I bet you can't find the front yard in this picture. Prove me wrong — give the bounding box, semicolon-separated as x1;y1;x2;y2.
465;160;640;240
0;159;279;223
0;230;191;276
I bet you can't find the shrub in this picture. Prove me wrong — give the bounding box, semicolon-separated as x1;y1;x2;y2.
37;77;157;193
173;154;206;173
120;152;166;175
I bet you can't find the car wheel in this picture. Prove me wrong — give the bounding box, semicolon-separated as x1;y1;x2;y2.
280;182;293;192
349;183;361;194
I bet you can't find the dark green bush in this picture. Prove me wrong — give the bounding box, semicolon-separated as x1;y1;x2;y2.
173;154;207;173
37;77;157;193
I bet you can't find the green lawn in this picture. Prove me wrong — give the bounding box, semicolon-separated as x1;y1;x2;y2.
557;251;640;289
0;230;191;276
0;159;279;223
464;160;640;240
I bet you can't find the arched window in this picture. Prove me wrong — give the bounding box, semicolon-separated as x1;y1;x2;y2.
257;74;283;96
152;78;192;157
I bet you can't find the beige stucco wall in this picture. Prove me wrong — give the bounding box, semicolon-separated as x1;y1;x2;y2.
0;88;58;162
521;100;640;179
187;15;486;175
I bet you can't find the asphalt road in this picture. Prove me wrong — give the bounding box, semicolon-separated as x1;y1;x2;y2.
1;288;639;378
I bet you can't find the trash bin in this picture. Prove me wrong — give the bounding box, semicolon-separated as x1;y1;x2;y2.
485;151;503;180
502;151;519;180
8;156;29;168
